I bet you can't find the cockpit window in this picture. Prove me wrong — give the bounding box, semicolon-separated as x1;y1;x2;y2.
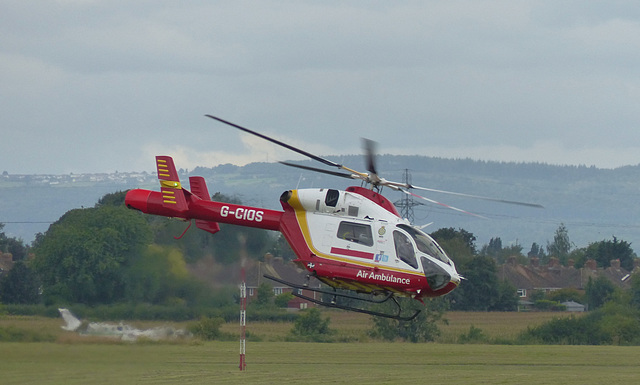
397;224;451;265
393;230;418;269
337;221;373;246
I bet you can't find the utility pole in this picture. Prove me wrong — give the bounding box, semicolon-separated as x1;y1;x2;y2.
238;235;247;371
239;264;246;371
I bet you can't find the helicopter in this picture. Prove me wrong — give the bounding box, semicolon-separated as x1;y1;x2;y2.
125;115;542;321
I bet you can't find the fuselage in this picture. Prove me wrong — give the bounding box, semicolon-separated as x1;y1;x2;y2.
125;184;461;299
278;187;461;298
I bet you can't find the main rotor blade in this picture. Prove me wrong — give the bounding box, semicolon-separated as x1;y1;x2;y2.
206;114;370;181
408;185;544;209
206;115;341;168
362;138;378;175
401;189;487;219
279;161;356;179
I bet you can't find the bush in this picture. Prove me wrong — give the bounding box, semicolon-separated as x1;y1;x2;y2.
521;315;609;345
0;302;298;324
533;299;566;311
288;308;335;342
0;326;56;343
274;292;294;308
369;298;447;343
0;304;60;318
519;302;640;346
188;317;226;340
458;325;488;344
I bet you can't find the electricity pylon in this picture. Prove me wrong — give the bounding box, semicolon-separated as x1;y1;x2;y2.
394;169;423;224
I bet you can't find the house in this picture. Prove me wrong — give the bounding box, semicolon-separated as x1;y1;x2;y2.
499;256;640;310
245;254;322;309
561;300;586;312
0;252;14;277
186;252;323;310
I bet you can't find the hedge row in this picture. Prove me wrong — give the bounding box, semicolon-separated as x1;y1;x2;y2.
0;303;298;323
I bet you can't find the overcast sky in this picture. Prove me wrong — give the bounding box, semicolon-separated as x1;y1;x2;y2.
2;1;640;175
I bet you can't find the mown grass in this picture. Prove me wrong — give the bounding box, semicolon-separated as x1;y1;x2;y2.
1;341;638;384
1;311;637;384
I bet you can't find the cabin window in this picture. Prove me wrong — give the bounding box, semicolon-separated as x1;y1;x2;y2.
337;221;373;246
325;189;340;207
393;230;418;269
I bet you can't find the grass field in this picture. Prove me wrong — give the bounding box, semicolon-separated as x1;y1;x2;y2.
1;341;639;384
219;310;583;343
0;310;581;343
3;311;637;384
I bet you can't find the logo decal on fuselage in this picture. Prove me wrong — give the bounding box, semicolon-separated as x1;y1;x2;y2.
356;269;410;285
374;252;389;262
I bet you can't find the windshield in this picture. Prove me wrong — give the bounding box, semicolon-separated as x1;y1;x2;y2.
397;224;451;265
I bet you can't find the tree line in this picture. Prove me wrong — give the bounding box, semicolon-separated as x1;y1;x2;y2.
0;191;638;318
0;191;271;309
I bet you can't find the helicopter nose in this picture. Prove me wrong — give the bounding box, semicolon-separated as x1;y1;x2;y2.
420;257;453;292
450;272;461;286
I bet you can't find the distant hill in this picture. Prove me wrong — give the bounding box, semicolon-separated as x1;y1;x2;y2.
2;156;639;255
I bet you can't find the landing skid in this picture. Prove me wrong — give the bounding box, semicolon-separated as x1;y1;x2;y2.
263;274;421;322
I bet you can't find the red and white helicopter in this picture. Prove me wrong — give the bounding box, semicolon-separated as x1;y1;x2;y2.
125;115;542;320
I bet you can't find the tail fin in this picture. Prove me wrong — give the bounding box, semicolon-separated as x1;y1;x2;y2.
189;176;221;235
189;176;211;201
156;156;188;212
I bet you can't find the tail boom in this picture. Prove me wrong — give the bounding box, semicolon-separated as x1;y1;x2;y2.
125;189;283;231
125;155;283;233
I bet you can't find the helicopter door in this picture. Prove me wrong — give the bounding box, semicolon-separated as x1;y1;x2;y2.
393;230;419;269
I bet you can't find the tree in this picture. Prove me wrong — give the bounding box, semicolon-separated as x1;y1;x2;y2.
482;239;525;265
580;237;637;271
96;190;128;207
431;227;477;254
0;261;40;304
32;205;152;304
431;227;477;266
369;298;447;342
270;234;296;261
528;242;546;259
585;276;618;310
124;244;200;305
482;237;503;258
0;223;27;261
631;274;640;309
450;256;499;311
254;282;274;306
547;223;571;265
490;280;519;311
149;192;271;264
